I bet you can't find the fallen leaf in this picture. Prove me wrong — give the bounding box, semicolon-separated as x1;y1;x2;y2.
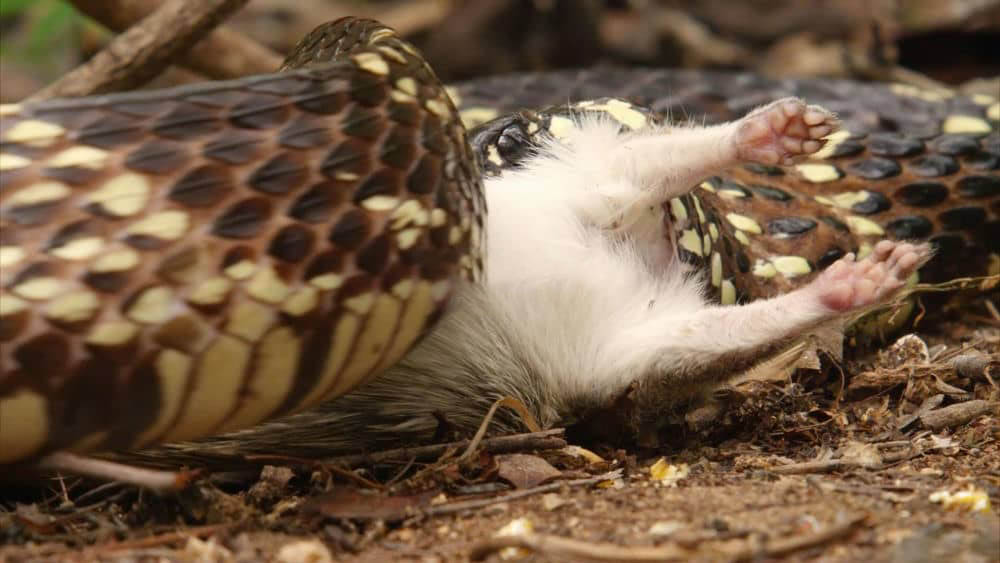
496;454;561;489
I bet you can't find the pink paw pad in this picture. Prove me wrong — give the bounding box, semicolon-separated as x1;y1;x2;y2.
734;97;840;166
812;240;932;313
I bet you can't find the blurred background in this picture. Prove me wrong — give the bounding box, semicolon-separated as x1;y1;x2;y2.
1;0;998;102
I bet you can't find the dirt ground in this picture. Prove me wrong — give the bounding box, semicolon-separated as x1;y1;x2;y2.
1;2;998;561
2;305;997;562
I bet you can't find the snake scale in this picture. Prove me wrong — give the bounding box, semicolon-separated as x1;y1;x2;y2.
1;17;997;468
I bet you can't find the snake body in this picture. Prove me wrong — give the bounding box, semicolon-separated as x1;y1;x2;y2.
1;18;998;467
0;19;483;464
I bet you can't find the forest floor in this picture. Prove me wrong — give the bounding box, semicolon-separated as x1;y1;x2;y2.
1;1;998;561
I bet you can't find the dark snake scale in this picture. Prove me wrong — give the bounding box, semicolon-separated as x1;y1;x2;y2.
0;18;997;466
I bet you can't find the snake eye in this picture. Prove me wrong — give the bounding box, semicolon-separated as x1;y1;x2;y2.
496;123;531;162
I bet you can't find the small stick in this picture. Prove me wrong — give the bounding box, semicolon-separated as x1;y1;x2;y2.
30;0;251;100
426;470;621;517
732;512;868;560
322;428;567;468
37;452;198;492
919;400;998;431
68;0;282;79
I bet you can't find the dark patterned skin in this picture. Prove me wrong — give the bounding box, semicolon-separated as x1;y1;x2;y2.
1;21;996;468
0;18;484;464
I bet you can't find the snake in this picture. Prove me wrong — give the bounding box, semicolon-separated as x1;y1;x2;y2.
1;17;997;468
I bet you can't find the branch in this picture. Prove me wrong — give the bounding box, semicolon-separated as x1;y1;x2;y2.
30;0;252;101
68;0;282;80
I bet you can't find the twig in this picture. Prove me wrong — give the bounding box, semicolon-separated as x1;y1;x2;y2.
425;470;621;517
68;0;282;79
30;0;251;100
86;520;240;553
460;396;543;461
470;531;691;562
731;513;868;560
37;452;199;492
322;428;567;468
919;400;998;431
469;512;867;562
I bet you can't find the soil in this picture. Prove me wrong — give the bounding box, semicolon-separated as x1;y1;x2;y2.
2;307;997;562
1;2;998;561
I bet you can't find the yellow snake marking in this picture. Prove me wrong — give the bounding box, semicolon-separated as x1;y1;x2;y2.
698;181;716;192
733;230;750;246
424;98;451;118
247;266;291;304
942;115;991;134
725;213;762;234
0;293;29;316
282;286;319;316
86;321;138;346
344;291;375;314
710;252;722;287
0;390;49;463
987;103;999;121
701;233;711;256
45;290;100;324
50;237;105;261
846;216;885;236
295;313;360;412
0;246;25;269
219;326;301;433
708;223;719;242
795;163;842;183
771;256;812;277
396;228;422;249
430;208;448;227
352;52;390;75
0;103;22;116
487;145;503;166
308;273;344;290
857;242;874;260
691;196;706;223
377;45;408;64
448;225;463;245
753;260;778;278
226;301;274;342
679;229;702;256
669;198;688;221
361;195;400;211
444;86;462;107
327;293;402;397
587;99;650;130
164;335;250;442
46;146;109;169
459;107;500;128
390;279;414;299
12;277;64;300
810;129;850;160
390;200;429;229
85;173;152;217
132;350;191;447
395;77;418;96
187;277;233;306
126;286;174;324
548;115;575;139
334;171;361;181
376;281;433;372
224;260;256;280
0;152;31;170
2;119;65;147
8;181;70;206
125;210;190;241
720;279;737;305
